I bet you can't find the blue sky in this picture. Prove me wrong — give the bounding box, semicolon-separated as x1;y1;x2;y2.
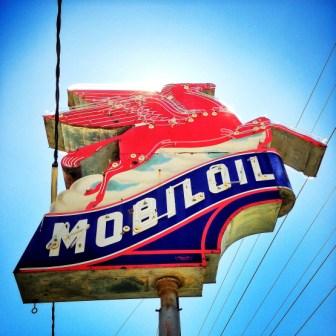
0;1;335;335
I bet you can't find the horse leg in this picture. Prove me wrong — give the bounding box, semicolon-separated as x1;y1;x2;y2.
84;182;102;195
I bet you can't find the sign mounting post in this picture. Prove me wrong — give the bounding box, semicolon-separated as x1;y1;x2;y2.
156;277;182;336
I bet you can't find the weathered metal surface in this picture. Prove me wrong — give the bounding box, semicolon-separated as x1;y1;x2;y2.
270;126;326;177
15;267;202;303
44;119;129;158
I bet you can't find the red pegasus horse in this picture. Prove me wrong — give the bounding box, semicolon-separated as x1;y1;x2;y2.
44;83;326;210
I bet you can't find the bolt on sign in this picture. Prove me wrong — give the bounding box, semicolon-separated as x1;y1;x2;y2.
15;83;326;303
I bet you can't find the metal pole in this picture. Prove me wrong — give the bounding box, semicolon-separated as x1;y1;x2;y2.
156;277;182;336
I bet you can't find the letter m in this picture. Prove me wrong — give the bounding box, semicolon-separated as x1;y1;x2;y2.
46;220;89;257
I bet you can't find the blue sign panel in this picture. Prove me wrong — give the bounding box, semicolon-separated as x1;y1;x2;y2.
16;151;292;272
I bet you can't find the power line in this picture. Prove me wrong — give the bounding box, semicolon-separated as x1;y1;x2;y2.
310;81;336;133
218;179;309;335
217;221;287;336
240;184;336;335
114;299;144;336
197;239;244;336
295;42;336;128
261;225;336;335
326;127;336;144
207;235;260;336
269;243;336;335
294;285;336;336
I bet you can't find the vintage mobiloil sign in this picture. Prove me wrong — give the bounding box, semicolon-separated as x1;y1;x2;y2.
15;83;326;303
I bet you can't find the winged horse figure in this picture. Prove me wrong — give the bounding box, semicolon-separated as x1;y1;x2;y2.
44;83;326;211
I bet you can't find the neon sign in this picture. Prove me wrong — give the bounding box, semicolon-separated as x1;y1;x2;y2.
15;83;326;303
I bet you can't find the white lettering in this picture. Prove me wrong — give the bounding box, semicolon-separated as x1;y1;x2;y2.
235;159;248;185
46;220;89;257
166;186;177;218
96;212;123;247
133;198;158;234
207;164;231;193
45;154;277;256
250;156;275;181
182;178;205;208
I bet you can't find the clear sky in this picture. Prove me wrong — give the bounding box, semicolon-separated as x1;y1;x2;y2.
0;1;335;335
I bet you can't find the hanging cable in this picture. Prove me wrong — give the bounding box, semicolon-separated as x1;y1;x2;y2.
51;2;62;335
261;224;336;335
196;239;244;336
295;42;336;128
240;184;336;335
114;299;144;336
54;0;62;165
52;302;55;336
207;235;260;336
218;178;309;336
293;285;336;336
269;243;336;335
51;0;62;203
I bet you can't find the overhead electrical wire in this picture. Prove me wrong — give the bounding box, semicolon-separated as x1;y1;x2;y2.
240;184;336;335
295;42;336;128
310;81;336;133
268;243;336;335
293;285;336;336
218;179;308;336
207;235;260;336
326;127;336;144
261;224;336;335
114;299;144;336
196;239;245;336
